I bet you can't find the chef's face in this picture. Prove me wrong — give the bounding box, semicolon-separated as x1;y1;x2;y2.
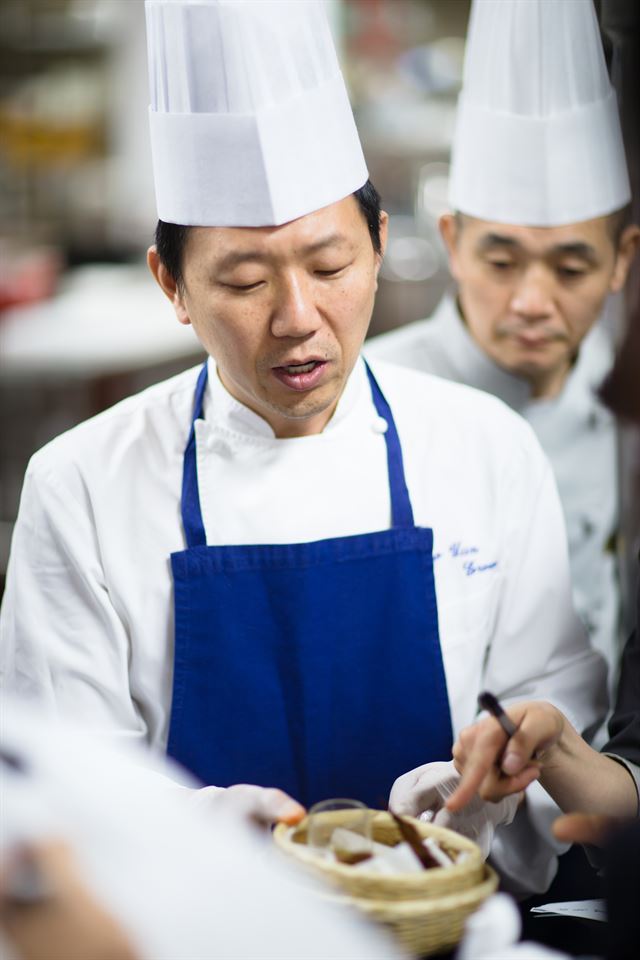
149;196;387;438
440;212;639;397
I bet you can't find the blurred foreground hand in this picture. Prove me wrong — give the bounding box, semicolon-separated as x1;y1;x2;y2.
552;813;626;847
190;783;306;827
0;841;139;960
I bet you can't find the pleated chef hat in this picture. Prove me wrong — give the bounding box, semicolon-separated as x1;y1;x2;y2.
449;0;631;226
145;0;368;227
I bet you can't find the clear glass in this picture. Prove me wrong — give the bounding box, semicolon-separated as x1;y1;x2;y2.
306;798;373;864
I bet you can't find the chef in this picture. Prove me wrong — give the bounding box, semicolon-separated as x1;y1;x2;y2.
0;0;605;894
367;0;640;689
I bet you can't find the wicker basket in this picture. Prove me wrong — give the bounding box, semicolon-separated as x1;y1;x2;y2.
273;810;498;956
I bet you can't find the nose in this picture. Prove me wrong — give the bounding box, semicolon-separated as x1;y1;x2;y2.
270;272;321;339
510;265;554;321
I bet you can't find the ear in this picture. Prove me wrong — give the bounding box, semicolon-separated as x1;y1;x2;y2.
610;224;640;293
439;213;461;281
147;246;191;326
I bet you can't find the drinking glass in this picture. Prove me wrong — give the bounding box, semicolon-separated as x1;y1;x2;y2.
307;798;373;864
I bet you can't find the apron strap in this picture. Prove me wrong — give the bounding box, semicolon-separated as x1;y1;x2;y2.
181;362;209;548
181;360;415;547
363;361;415;529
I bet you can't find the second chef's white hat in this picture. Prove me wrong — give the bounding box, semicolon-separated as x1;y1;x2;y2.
449;0;631;226
145;0;368;227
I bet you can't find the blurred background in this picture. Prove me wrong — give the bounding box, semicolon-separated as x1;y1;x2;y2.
0;0;638;608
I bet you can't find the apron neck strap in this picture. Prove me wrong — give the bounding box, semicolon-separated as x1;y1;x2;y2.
363;361;415;529
180;362;209;547
181;360;415;548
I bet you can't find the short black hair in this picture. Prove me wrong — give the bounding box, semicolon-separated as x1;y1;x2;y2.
607;203;633;246
154;178;382;290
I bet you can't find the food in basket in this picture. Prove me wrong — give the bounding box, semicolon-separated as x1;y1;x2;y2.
314;826;461;874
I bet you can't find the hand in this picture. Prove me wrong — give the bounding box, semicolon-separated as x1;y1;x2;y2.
389;760;518;858
552;813;624;847
190;783;306;827
0;841;139;960
447;701;564;812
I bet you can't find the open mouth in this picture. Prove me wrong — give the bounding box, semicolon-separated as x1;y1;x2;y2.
280;360;321;374
272;359;328;391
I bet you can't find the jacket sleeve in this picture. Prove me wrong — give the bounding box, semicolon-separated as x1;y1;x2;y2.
0;456;148;744
603;621;640;769
483;435;608;896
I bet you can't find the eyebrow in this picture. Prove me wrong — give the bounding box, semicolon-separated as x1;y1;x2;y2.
215;233;351;272
476;234;599;265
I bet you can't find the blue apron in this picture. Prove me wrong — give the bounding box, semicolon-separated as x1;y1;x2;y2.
168;362;453;808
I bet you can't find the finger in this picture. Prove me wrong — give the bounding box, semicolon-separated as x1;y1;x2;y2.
448;728;508;810
499;707;561;776
552;813;620;847
476;764;541;803
258;788;306;826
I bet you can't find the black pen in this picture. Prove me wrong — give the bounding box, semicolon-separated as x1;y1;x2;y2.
477;690;518;739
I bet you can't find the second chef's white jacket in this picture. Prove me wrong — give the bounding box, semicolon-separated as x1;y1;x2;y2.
0;356;607;895
367;296;619;692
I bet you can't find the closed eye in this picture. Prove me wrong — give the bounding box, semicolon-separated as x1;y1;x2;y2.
487;259;514;271
315;263;350;278
557;266;587;279
222;280;265;292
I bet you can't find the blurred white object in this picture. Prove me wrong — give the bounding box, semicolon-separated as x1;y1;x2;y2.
1;702;401;960
456;893;567;960
530;899;606;922
389;759;518;859
0;265;201;377
145;0;366;226
449;0;630;224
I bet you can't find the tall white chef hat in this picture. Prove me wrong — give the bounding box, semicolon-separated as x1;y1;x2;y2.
145;0;368;227
449;0;631;226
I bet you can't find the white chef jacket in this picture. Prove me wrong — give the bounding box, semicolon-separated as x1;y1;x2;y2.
1;701;401;960
0;356;607;894
366;296;619;692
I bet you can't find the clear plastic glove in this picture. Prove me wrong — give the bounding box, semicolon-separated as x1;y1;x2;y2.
389;760;518;858
188;784;305;827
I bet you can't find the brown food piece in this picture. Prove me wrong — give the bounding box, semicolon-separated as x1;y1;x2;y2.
334;850;374;866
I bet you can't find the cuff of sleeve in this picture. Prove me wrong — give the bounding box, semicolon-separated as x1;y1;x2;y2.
602;753;640;816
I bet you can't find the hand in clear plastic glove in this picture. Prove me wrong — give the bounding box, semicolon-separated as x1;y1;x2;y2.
189;784;305;827
388;760;518;858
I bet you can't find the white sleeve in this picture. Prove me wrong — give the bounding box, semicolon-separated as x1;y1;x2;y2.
0;458;146;744
485;437;608;896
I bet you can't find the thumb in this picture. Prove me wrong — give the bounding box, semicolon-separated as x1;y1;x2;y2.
552;813;621;847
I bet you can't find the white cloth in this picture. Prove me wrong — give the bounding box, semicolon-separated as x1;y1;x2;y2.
456;894;567;960
449;0;630;224
1;701;400;960
366;296;619;692
0;356;607;894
